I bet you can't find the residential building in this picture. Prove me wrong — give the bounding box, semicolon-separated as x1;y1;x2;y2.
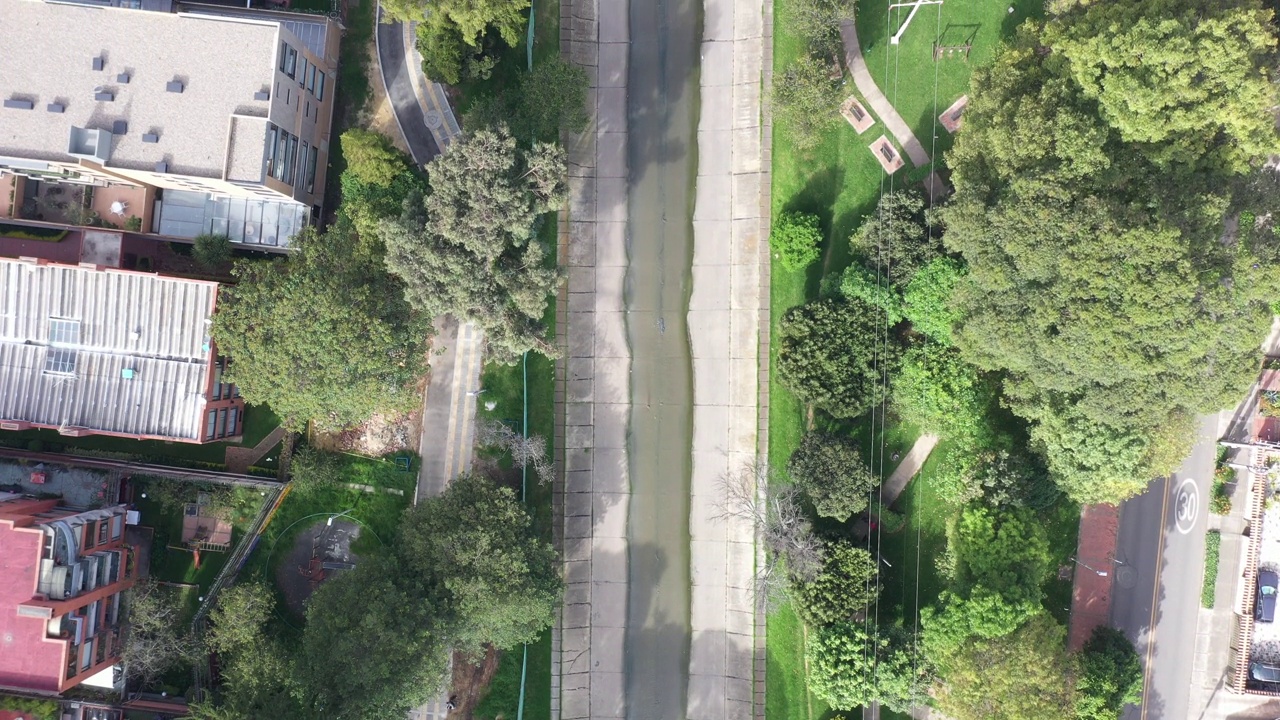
0;255;245;443
0;0;341;249
0;495;139;693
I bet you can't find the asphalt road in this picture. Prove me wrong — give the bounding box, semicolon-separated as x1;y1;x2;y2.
623;0;700;717
374;8;441;165
1113;414;1218;720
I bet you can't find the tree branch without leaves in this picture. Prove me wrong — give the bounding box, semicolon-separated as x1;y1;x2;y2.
715;461;824;611
476;419;555;485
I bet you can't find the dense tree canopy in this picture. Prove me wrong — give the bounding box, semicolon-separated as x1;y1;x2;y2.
944;5;1280;502
776;297;901;418
787;432;876;521
807;623;930;714
891;343;992;441
384;0;527;47
1075;627;1143;720
933;613;1076;720
1045;0;1278;173
790;541;878;626
952;506;1053;607
213;221;428;430
380;125;564;362
338;129;426;243
921;589;1042;666
850;189;942;289
902;257;964;344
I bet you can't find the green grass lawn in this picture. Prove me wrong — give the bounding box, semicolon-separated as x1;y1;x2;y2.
0;403;280;470
856;0;1045;167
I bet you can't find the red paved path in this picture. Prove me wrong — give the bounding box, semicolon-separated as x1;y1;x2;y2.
1069;503;1119;651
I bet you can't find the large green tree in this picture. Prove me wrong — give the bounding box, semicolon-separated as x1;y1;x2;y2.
952;506;1053;607
381;125;564;363
850;189;943;289
787;432;876;521
933;613;1076;720
384;0;527;47
891;343;992;442
807;623;930;714
1046;0;1278;173
944;13;1280;502
397;473;562;652
338;129;425;243
1074;626;1143;720
790;541;879;626
776;296;902;418
213;221;428;430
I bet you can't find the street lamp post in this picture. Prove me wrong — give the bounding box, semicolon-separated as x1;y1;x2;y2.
1070;556;1109;577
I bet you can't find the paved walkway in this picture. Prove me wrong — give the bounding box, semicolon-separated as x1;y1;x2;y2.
374;2;444;165
402;20;463;152
1069;503;1119;652
407;318;485;720
553;0;633;715
688;0;770;715
839;18;930;168
223;424;286;474
880;433;938;507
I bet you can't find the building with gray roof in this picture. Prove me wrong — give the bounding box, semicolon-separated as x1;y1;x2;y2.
0;256;245;443
0;0;341;249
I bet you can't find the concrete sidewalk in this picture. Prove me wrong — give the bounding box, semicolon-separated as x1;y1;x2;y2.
880;434;938;507
839;18;930;168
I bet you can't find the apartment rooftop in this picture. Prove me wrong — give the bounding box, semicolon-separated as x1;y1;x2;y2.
0;0;280;179
0;257;219;441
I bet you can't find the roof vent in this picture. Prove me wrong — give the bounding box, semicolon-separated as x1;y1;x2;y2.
155;161;168;173
142;133;159;143
112;120;128;135
92;57;104;71
253;90;270;101
67;126;113;163
121;368;135;380
47;103;65;113
3;99;34;110
94;91;114;102
117;73;131;84
166;81;184;94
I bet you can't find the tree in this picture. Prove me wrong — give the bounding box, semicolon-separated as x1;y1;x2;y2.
770;211;823;271
921;589;1042;666
1046;0;1278;174
297;557;451;719
381;125;564;363
207;584;299;717
902;257;964;344
776;296;901;418
120;581;198;686
415;15;470;86
952;506;1053;607
212;221;428;430
787;432;875;521
384;0;528;47
513;56;590;142
790;541;878;626
934;613;1076;720
1075;626;1143;720
718;462;824;607
207;583;275;656
342;128;409;186
807;623;930;714
850;189;941;288
773;54;842;152
476;418;555;484
891;343;992;441
788;0;855;57
397;473;562;652
839;265;905;325
193;233;232;270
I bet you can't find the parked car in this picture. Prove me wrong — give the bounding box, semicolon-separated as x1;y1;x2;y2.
1257;569;1279;622
1252;661;1280;683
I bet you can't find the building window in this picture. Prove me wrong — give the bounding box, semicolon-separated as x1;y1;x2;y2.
217;409;228;438
307;64;316;93
227;407;239;437
44;318;80;376
286;135;299;186
44;347;77;375
205;410;217;441
212;361;224;400
305;144;318;194
281;44;298;79
83;522;96;550
273;130;291;182
316;71;325;101
299;57;309;86
49;318;81;345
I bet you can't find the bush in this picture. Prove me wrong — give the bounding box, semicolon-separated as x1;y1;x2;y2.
1202;530;1221;608
192;233;232;269
124;216;143;231
0;222;69;242
773;54;842;152
1211;474;1232;516
870;502;906;533
1074;626;1143;720
0;696;59;720
770;212;823;271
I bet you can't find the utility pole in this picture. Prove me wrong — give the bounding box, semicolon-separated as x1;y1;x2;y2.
887;0;943;45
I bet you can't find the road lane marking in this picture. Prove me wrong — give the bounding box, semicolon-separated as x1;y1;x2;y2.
1175;478;1199;535
1140;475;1174;720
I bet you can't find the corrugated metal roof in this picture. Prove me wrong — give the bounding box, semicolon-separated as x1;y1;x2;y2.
0;258;218;440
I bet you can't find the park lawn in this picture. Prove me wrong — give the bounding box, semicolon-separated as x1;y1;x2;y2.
856;0;1045;165
876;439;954;625
0;404;280;470
766;601;831;720
241;451;417;594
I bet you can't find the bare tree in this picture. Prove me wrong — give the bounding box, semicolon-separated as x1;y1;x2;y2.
716;461;824;610
121;581;201;687
476;418;556;485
